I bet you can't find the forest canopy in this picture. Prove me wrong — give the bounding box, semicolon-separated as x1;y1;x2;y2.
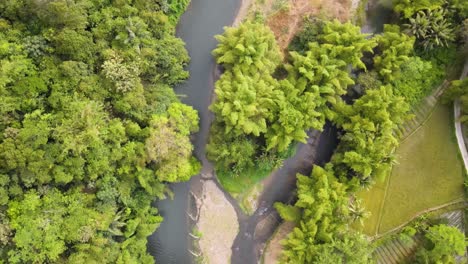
0;0;197;263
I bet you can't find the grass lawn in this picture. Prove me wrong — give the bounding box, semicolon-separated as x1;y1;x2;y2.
357;103;465;235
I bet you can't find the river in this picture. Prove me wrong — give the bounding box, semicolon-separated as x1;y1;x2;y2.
147;0;241;263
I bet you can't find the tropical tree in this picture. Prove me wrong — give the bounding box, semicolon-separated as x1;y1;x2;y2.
278;166;349;263
348;199;371;226
416;224;467;263
332;86;409;185
145;103;200;183
210;69;280;136
264;79;318;151
212;21;282;74
312;232;374;264
285;42;355;122
391;56;444;106
373;24;415;81
406;8;456;50
206;125;257;176
318;20;376;70
0;0;199;262
393;0;444;18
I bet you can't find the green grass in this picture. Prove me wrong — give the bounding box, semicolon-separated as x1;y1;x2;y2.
358;103;465;235
217;144;297;199
354;175;389;236
217;166;270;197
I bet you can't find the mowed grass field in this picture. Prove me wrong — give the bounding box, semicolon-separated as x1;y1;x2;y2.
356;103;465;236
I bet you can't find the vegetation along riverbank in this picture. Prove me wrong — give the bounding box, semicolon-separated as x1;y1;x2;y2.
0;0;200;262
207;0;468;263
1;0;467;263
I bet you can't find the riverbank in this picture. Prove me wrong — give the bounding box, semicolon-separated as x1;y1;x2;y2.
233;0;252;26
262;222;295;264
232;0;361;50
191;176;239;264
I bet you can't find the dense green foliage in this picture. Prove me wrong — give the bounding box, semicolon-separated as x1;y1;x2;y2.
276;166;373;264
332;86;409;187
265;0;468;261
207;22;289;178
208;20;374;179
289;19;376;64
359;25;444;108
373;25;415;82
443;77;468;122
390;56;444;106
415;224;467;263
395;214;468;263
394;0;467;52
272;13;465;263
212;21;282;74
164;0;191;24
406;8;456;50
393;0;444;18
0;0;199;262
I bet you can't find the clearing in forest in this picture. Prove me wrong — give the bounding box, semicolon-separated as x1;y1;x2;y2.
241;0;355;50
356;103;465;236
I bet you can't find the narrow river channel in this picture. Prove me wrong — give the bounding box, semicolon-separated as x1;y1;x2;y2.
147;0;240;263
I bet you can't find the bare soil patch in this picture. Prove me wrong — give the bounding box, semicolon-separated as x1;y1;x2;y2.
262;221;295;264
235;0;355;50
196;180;239;264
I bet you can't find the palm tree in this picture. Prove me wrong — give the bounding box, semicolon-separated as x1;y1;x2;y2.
349;198;371;226
359;176;374;190
405;8;456;50
108;210;126;237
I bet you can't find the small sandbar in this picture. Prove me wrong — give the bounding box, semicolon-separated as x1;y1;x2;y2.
197;180;239;263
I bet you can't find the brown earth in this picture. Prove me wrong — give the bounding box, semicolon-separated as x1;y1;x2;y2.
262;221;295;264
235;0;355;50
266;0;354;50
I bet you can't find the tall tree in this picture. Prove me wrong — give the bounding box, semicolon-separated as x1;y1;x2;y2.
332;86;409;185
416;224;467;263
210;69;280;137
212;21;282;74
373;24;415;82
278;166;349;263
406;8;456;50
318;20;376;70
393;0;444;18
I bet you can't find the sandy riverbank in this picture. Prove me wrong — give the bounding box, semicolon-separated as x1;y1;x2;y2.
262;221;295;263
195;178;239;264
233;0;253;26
